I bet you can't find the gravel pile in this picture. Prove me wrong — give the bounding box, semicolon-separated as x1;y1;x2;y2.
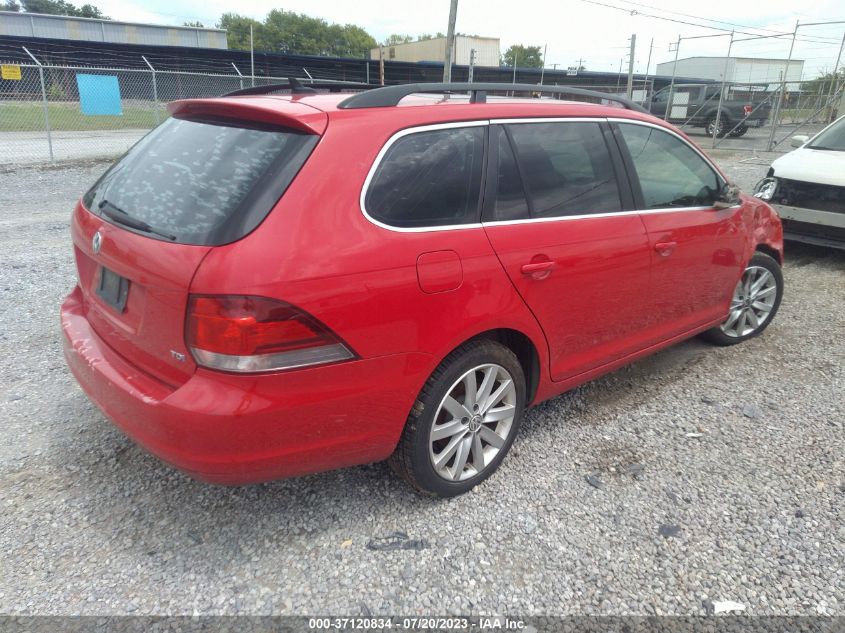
0;155;842;616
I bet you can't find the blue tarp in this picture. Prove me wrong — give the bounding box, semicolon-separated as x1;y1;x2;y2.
76;74;122;116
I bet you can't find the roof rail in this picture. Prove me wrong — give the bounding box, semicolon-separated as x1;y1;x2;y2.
223;78;377;98
337;82;648;113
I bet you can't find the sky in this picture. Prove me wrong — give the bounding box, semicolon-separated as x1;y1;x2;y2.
92;0;845;78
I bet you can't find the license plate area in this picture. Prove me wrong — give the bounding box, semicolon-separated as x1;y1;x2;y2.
96;266;129;313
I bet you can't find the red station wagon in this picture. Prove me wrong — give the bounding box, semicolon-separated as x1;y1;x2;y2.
61;82;784;496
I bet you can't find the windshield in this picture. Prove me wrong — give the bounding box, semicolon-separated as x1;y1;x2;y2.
808;117;845;151
83;116;318;245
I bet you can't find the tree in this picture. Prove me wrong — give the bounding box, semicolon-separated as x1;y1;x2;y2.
18;0;108;18
384;34;414;46
1;1;22;11
183;21;205;28
221;10;376;58
502;44;543;68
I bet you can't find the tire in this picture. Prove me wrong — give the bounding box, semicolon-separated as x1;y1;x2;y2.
705;114;729;138
389;339;526;497
700;252;784;346
728;124;749;138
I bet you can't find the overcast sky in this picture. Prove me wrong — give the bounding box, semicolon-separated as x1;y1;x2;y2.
92;0;845;78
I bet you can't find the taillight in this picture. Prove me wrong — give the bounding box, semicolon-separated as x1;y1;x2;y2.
743;104;753;116
187;295;354;373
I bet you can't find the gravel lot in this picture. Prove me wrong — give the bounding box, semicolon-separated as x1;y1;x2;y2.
1;153;843;616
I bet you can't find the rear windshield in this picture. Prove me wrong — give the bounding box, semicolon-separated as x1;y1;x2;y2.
83;115;318;245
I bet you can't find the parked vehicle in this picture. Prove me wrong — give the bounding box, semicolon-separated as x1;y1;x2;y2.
754;114;845;249
647;83;772;138
61;82;784;497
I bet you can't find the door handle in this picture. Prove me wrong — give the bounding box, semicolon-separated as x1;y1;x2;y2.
654;241;678;257
521;261;556;278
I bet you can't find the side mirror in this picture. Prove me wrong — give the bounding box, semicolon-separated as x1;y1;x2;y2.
713;183;741;209
790;135;809;148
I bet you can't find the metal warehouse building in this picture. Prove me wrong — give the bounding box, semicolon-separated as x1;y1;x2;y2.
656;56;804;84
371;36;501;67
0;10;227;49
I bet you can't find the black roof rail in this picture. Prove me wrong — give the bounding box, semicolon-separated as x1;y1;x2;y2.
337;82;648;113
223;77;377;97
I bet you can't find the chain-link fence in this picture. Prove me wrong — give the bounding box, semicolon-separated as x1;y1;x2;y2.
2;55;843;165
0;59;299;164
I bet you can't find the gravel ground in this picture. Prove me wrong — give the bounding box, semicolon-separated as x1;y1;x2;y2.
0;154;843;616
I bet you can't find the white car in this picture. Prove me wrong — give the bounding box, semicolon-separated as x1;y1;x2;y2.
753;114;845;249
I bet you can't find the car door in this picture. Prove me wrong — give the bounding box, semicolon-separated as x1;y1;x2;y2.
482;119;653;382
611;120;746;340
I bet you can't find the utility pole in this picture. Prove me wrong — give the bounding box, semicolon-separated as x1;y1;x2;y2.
513;49;518;84
626;33;636;98
468;48;476;82
250;23;255;86
576;57;585;71
616;57;623;93
379;45;385;86
642;38;653;104
539;43;547;85
443;0;458;82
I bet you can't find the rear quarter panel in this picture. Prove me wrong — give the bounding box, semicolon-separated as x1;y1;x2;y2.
190;109;552;404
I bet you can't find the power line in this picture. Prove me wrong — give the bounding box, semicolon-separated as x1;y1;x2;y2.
577;0;843;45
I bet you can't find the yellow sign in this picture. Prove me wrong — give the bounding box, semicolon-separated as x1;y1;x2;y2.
1;65;21;81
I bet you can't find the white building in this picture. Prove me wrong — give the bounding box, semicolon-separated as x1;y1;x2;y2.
655;56;804;84
371;36;500;67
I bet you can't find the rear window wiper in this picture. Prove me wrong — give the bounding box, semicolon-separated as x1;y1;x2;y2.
98;200;176;241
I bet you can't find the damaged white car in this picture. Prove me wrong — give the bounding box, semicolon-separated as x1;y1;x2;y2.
754;114;845;249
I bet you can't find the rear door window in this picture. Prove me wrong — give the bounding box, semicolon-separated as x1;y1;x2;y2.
505;121;622;218
83;116;318;245
365;125;485;228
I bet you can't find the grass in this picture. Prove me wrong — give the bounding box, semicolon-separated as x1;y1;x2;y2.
0;101;161;132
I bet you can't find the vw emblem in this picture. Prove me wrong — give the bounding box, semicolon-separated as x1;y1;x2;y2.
92;231;102;255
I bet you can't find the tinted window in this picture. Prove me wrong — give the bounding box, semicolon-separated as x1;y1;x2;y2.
366;126;484;228
83;116;318;245
618;123;721;209
493;127;529;221
506;122;622;218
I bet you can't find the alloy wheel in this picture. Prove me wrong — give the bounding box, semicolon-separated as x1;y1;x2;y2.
720;265;778;338
429;364;517;482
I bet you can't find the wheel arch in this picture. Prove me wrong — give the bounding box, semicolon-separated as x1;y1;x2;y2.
755;242;783;265
465;328;542;406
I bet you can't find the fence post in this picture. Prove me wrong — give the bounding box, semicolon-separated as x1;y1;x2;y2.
664;35;680;121
142;56;160;125
767;20;798;151
711;31;733;149
232;62;244;90
23;46;53;162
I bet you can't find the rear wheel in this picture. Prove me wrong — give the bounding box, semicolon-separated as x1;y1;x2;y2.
700;252;783;346
389;339;526;497
705;114;729;138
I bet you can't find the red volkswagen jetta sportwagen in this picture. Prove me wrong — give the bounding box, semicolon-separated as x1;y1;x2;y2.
61;82;784;496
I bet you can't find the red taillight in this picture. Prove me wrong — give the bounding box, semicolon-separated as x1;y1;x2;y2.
187;295;354;372
744;104;753;116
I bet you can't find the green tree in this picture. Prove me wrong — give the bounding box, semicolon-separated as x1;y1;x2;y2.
221;10;376;57
1;1;22;11
19;0;107;18
384;34;414;46
502;44;543;68
183;20;205;28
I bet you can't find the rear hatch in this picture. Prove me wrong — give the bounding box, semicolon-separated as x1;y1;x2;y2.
71;98;325;386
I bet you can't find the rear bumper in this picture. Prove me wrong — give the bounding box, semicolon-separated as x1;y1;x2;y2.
61;286;430;484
